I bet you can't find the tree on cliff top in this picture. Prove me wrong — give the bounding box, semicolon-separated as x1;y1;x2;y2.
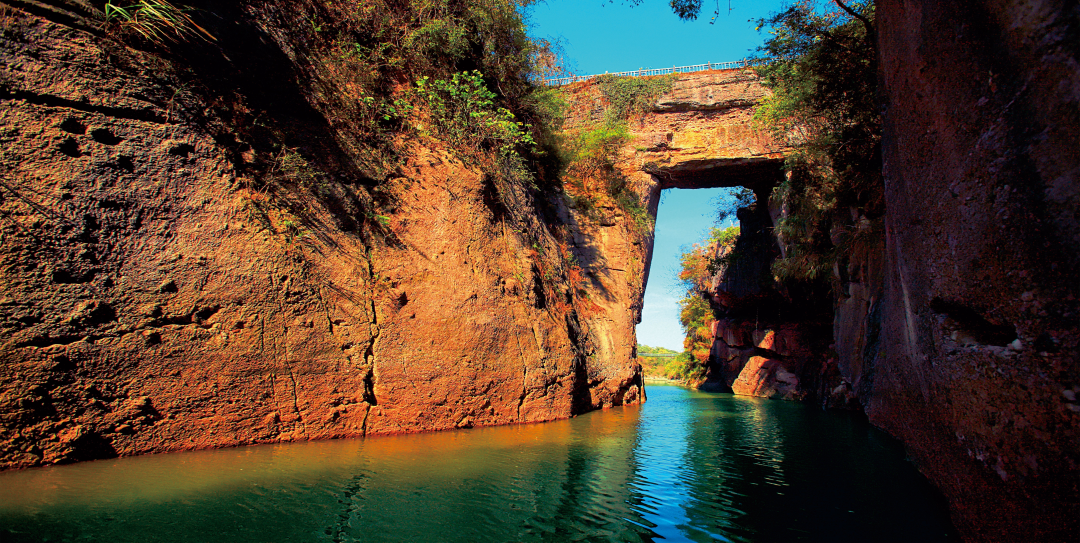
753;0;881;284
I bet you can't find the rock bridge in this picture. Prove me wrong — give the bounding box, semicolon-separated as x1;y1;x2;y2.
556;69;790;382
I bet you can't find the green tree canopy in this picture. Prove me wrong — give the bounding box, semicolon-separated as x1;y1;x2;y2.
753;0;880;282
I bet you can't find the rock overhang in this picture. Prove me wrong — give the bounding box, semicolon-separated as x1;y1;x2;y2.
644;156;785;191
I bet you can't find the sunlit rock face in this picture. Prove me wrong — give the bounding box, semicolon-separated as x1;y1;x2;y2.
0;4;642;470
876;0;1080;540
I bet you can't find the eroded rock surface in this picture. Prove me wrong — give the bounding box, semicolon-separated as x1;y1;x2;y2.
4;3;1077;538
0;4;642;470
875;0;1080;539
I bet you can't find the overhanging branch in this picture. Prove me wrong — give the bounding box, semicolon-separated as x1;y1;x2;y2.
832;0;875;43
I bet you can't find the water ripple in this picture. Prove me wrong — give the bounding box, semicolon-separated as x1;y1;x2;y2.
0;385;955;542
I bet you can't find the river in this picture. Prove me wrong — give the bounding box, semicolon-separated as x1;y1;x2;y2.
0;384;955;542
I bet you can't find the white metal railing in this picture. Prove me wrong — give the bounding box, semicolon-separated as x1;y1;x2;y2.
543;58;770;86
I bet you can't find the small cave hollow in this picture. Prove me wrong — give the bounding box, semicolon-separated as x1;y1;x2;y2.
930;298;1017;347
60;118;87;135
91;128;123;146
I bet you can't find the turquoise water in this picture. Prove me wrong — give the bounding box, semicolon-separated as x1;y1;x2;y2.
0;384;955;542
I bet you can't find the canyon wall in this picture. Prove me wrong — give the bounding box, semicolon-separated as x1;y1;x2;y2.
603;9;1080;537
0;6;779;472
577;16;1080;538
873;0;1080;540
3;1;1076;537
0;1;642;470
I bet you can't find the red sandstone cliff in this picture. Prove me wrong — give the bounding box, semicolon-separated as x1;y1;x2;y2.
0;1;642;469
3;1;1078;538
871;1;1080;539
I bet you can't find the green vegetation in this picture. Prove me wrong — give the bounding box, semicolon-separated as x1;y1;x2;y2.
637;344;678;355
558;74;673;232
413;69;535;155
560;122;629;216
636;345;702;381
679;293;713;365
709;224;741;248
641;352;705;381
414;70;537;183
103;1;215;45
282;0;563;184
753;1;881;283
595;74;675;124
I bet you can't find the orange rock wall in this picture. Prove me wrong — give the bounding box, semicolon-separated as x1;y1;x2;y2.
0;4;641;470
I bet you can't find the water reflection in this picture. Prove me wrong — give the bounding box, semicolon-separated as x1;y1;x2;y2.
0;385;954;542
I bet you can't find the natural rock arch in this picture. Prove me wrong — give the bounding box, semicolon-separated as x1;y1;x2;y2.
557;70;790;376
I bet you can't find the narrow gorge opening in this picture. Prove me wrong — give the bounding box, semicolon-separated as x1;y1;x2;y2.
637;159;837;400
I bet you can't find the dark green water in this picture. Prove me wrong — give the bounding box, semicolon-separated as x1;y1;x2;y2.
0;384;955;542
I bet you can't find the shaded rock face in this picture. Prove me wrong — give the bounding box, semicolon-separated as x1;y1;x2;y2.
693;186;841;404
875;0;1080;540
0;4;641;470
831;231;885;401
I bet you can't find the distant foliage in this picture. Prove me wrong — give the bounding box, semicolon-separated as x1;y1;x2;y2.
709;225;740;248
637;351;704;381
637;344;678;355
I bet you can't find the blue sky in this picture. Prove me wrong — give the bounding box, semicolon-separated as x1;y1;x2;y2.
524;0;787;75
525;0;787;351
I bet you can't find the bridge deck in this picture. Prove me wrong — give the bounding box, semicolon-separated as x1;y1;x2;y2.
543;58;770;86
